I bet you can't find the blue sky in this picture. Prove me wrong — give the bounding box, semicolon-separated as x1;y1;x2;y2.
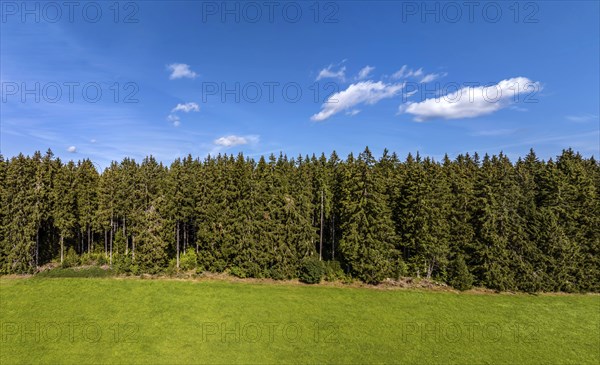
1;1;598;169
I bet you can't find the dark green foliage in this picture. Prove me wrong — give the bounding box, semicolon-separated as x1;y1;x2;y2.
0;148;598;293
111;253;133;274
61;248;80;268
134;204;168;274
449;254;474;291
338;148;400;284
269;264;292;280
323;260;345;281
299;258;324;284
229;266;247;278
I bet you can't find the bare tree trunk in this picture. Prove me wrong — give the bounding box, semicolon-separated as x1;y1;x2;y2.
104;230;108;256
176;221;180;269
132;235;135;261
60;235;64;264
331;215;335;260
112;217;116;255
109;226;113;266
124;217;128;255
184;222;187;252
87;225;91;254
427;259;435;279
195;224;198;254
311;211;315;248
36;228;39;267
319;190;324;261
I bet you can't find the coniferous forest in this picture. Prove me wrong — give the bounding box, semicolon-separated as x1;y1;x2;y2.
1;147;598;293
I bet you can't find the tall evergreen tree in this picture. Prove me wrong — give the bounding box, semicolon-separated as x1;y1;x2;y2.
53;160;78;264
338;148;399;283
2;155;37;273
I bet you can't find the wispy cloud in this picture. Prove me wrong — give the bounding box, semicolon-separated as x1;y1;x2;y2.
167;114;181;127
392;65;423;80
356;65;375;80
471;128;518;137
311;81;404;121
67;146;77;153
566;113;598;122
420;72;446;83
167;102;200;127
316;64;346;82
399;77;541;122
391;65;408;79
167;63;198;80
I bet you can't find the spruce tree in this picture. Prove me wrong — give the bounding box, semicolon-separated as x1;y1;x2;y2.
135;202;168;273
338;147;399;284
53;161;78;264
449;254;474;291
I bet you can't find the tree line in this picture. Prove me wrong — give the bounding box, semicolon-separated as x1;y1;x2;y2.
0;147;598;292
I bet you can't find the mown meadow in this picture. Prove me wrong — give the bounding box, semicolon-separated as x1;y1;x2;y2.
1;276;598;364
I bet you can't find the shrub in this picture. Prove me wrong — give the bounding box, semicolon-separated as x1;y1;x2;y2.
213;259;227;273
112;253;133;274
269;264;292;281
449;254;474;291
62;248;80;268
242;261;267;278
341;275;354;285
166;258;178;275
97;254;108;266
394;259;408;280
229;266;246;278
180;249;198;271
299;257;324;284
323;260;344;281
80;252;95;265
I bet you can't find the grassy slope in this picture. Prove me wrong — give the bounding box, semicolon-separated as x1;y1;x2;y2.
1;277;598;365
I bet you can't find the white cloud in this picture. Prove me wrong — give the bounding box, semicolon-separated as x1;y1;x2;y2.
420;72;446;83
316;64;346;82
346;109;361;116
405;89;418;98
392;65;408;79
167;114;181;127
214;135;259;147
410;68;423;78
172;102;200;113
311;81;404;121
392;65;424;79
90;139;97;144
67;146;76;153
356;65;375;80
400;77;541;122
566;114;598;122
167;63;198;80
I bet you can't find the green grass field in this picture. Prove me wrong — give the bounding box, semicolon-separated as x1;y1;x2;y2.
1;276;598;364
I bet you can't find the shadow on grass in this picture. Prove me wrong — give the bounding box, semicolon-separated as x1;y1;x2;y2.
34;267;116;278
